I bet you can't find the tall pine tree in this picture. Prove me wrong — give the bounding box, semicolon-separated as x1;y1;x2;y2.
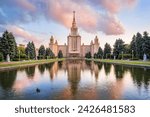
38;45;46;59
104;43;111;59
0;31;18;61
25;42;36;60
113;39;125;59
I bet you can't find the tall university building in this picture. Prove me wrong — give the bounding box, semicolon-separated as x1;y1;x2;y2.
49;11;100;57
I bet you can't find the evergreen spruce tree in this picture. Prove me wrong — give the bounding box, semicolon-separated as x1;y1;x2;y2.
25;42;36;60
135;32;143;59
85;52;92;58
142;31;150;58
130;35;136;58
0;31;18;61
8;32;18;60
58;50;63;58
113;39;125;59
1;31;9;60
38;45;46;59
46;48;55;58
97;47;103;59
31;42;36;59
104;43;111;59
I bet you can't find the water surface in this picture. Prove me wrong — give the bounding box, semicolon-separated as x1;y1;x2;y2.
0;60;150;100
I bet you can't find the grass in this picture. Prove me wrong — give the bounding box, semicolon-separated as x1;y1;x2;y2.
0;58;65;69
1;58;150;70
86;58;150;67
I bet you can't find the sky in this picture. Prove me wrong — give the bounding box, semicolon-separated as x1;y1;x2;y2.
0;0;150;49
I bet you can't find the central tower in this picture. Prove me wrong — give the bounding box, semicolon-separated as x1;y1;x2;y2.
67;11;81;57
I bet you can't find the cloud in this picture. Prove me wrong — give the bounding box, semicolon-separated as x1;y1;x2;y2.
6;25;41;44
44;0;126;34
15;0;36;12
0;0;138;35
88;0;137;14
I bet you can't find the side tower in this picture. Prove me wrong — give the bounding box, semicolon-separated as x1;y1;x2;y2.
49;36;58;57
91;36;100;57
67;11;81;57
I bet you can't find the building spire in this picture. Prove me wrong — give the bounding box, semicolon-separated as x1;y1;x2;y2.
72;11;76;28
73;11;76;23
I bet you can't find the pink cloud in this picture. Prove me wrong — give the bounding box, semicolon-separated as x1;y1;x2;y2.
7;25;41;44
98;14;125;35
0;0;138;36
15;0;36;12
44;0;125;34
99;0;137;14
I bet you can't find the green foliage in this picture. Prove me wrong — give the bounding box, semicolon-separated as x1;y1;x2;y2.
130;31;150;59
130;35;136;57
58;50;63;58
0;31;18;61
113;39;125;59
0;52;4;61
46;48;55;59
38;45;46;59
104;43;111;59
85;52;92;58
142;31;150;58
135;32;143;59
94;53;98;58
25;42;36;60
97;47;103;59
124;44;130;54
18;46;26;59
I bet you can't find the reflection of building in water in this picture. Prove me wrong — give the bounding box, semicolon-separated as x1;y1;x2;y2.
56;60;102;99
49;62;58;80
48;60;102;83
66;60;81;96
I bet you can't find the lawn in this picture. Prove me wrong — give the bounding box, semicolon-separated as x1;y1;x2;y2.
86;59;150;67
0;58;65;69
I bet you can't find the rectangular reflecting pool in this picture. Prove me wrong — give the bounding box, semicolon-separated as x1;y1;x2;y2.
0;60;150;100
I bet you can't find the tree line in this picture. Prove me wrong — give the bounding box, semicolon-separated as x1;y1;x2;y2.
1;30;150;61
0;31;63;62
38;45;63;59
85;31;150;60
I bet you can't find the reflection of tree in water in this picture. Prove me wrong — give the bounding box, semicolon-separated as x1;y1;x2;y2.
45;62;55;80
95;62;103;71
67;61;81;98
103;63;112;75
45;62;54;70
58;61;63;69
25;66;35;79
114;65;126;79
93;62;102;81
18;67;26;72
0;69;17;89
85;60;92;68
129;67;150;89
38;64;46;74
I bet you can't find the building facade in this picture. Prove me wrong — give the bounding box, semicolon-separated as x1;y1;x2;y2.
49;11;100;57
